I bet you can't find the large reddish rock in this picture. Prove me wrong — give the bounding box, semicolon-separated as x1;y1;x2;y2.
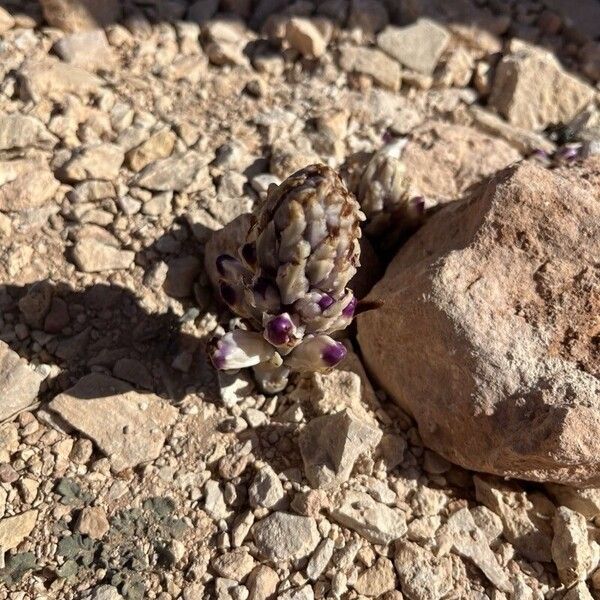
358;159;600;485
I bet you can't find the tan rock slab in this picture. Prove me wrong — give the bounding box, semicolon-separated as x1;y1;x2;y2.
53;29;116;70
0;510;38;551
338;45;401;91
377;19;449;75
474;475;554;562
0;159;60;212
353;557;396;597
18;57;103;102
401;121;520;202
488;42;595;131
71;239;135;272
39;0;121;32
552;506;592;586
330;490;406;545
77;506;110;539
59;144;124;182
0;114;57;151
126;129;177;173
0;342;44;423
285;18;327;59
50;373;178;472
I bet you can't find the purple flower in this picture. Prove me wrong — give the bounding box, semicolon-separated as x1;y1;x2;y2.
318;294;334;311
209;330;280;370
285;335;347;371
321;341;347;367
341;295;357;318
264;313;296;346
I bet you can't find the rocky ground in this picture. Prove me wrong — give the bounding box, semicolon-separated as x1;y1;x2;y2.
0;0;599;599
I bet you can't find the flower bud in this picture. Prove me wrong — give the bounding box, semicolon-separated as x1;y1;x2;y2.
208;330;281;370
285;335;348;371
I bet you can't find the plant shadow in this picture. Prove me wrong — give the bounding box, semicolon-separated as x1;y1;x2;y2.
0;278;219;403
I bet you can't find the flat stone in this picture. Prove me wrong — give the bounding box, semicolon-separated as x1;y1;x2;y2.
394;541;453;600
53;29;115;70
468;105;556;155
285;18;327;59
338;45;401;91
358;160;600;484
212;548;256;582
353;557;396;597
306;538;334;581
552;506;592;586
0;341;44;423
204;480;231;520
72;180;115;202
248;465;284;509
0;6;14;33
92;586;124;600
252;512;319;562
474;475;554;562
470;506;503;543
72;239;135;272
377;19;450;75
77;506;110;539
112;358;153;390
18;57;103;102
546;485;600;520
0;510;38;551
203;193;253;227
436;508;512;593
0;114;57;151
49;373;178;472
0;159;60;212
330;490;406;545
305;369;374;423
39;0;121;32
401;121;520;202
488;42;595;131
44;296;70;334
59;144;124;182
163;256;202;298
132;152;207;191
126;129;177;172
247;564;278;600
299;409;382;489
278;586;314;600
407;515;441;543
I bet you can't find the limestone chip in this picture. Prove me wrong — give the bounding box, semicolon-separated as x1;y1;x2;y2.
49;373;178;472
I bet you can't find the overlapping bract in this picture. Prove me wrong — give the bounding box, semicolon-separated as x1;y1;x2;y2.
208;164;364;391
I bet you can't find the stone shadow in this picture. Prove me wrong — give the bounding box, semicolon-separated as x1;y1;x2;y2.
0;279;219;403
